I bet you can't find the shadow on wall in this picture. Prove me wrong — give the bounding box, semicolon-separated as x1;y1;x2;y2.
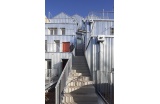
53;62;62;77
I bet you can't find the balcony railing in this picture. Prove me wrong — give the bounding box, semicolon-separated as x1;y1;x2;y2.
87;11;114;19
55;48;75;104
48;18;77;24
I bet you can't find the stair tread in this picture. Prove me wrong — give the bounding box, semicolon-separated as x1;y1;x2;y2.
64;102;98;103
65;85;94;89
63;93;97;97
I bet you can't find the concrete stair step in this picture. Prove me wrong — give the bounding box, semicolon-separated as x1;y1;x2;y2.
74;56;85;57
72;68;89;70
64;85;95;93
72;64;88;67
67;76;91;82
72;64;87;66
62;102;98;104
69;72;90;77
73;58;85;59
72;61;86;62
71;69;89;73
62;93;98;102
72;66;88;68
67;81;93;87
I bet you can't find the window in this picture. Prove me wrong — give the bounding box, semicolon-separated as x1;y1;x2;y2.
50;29;53;35
45;40;47;52
110;28;114;35
47;61;51;69
54;40;60;52
61;28;65;35
49;28;57;35
53;28;58;35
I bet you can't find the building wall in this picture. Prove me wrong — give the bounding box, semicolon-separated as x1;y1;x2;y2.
85;36;114;104
45;13;78;81
45;23;77;35
84;18;114;103
92;20;114;35
45;35;76;52
45;52;72;78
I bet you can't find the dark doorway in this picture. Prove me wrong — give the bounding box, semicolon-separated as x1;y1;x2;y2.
62;59;68;71
47;60;51;69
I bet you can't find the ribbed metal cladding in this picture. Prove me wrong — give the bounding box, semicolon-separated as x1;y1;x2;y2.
85;36;114;104
45;23;77;35
45;52;71;78
45;35;76;52
93;21;114;35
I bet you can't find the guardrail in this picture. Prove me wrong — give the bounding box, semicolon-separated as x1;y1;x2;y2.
87;11;114;19
55;48;75;104
45;69;52;90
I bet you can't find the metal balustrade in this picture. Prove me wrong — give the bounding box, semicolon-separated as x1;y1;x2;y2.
87;11;114;19
55;48;75;104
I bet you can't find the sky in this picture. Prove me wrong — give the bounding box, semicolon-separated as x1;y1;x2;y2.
45;0;114;18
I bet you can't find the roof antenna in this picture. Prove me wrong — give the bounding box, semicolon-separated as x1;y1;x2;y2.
103;9;104;19
48;12;50;19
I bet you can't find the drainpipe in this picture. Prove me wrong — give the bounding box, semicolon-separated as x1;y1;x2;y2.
99;41;103;87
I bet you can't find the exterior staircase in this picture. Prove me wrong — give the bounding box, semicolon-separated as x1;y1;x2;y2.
62;56;98;104
75;49;84;56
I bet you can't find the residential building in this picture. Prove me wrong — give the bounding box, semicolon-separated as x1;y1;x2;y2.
45;12;78;90
45;11;114;104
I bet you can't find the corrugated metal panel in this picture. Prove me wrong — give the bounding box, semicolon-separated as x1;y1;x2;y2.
85;36;114;104
49;12;76;24
93;21;114;35
45;52;71;77
45;23;77;35
45;35;76;52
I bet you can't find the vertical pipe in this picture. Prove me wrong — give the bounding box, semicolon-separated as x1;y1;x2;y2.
99;42;103;94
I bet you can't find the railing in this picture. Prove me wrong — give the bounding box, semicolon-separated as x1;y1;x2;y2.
87;11;114;19
45;69;52;90
48;18;77;24
55;48;75;104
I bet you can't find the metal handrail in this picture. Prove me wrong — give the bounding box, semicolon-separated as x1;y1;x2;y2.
55;48;75;104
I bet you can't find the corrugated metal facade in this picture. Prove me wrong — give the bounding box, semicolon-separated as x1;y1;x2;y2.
93;20;114;35
45;24;77;35
45;52;72;78
84;18;114;104
45;11;114;103
45;12;78;79
45;35;76;52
